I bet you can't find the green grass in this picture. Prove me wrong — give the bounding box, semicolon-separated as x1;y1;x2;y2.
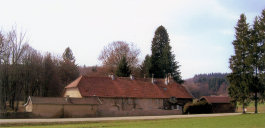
1;114;265;128
237;102;265;113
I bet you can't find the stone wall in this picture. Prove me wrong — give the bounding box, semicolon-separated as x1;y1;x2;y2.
64;105;98;117
97;97;182;117
28;97;186;118
32;104;64;117
31;104;98;118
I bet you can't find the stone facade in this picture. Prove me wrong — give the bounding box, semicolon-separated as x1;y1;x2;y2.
24;96;100;118
26;102;98;118
25;96;191;118
96;97;183;117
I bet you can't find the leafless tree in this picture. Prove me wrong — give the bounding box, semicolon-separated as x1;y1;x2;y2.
98;41;140;74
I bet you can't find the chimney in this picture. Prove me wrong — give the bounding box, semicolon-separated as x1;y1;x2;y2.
111;75;115;80
130;74;134;80
165;74;168;85
151;74;154;84
168;73;171;84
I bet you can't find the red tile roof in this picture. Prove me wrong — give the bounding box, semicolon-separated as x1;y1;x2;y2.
25;96;100;105
200;96;231;104
65;76;193;99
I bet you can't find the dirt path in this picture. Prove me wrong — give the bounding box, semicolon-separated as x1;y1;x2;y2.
0;113;241;124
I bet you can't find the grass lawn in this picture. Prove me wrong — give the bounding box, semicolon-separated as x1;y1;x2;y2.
237;102;265;113
1;114;265;128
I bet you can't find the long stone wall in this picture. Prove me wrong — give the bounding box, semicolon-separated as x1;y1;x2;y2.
31;104;98;118
28;97;185;118
97;97;182;117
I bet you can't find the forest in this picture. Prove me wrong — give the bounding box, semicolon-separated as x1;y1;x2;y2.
183;73;229;98
0;28;79;112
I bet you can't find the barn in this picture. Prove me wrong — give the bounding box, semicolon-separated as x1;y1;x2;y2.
63;75;193;117
199;96;236;113
25;75;193;117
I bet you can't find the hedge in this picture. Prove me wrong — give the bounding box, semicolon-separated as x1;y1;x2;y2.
184;101;212;114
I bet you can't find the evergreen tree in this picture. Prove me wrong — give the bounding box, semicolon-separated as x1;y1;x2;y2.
115;56;131;77
59;47;79;85
227;14;252;113
63;47;75;63
248;17;262;114
150;25;183;83
140;54;151;78
259;10;265;101
250;9;265;113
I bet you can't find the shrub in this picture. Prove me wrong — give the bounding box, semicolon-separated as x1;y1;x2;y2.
184;101;212;114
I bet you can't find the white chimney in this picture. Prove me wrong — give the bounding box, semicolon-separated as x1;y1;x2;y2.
168;73;171;84
165;74;169;85
111;75;115;80
130;74;134;80
151;74;154;84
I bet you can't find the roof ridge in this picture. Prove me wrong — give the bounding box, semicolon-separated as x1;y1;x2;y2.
80;75;175;81
65;75;83;88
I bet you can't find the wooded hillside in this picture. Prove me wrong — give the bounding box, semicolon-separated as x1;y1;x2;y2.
183;73;229;98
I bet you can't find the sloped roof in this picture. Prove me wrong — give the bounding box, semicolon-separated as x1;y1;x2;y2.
200;96;231;104
65;76;193;99
25;96;100;106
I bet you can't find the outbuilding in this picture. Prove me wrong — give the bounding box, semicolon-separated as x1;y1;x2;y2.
199;96;235;113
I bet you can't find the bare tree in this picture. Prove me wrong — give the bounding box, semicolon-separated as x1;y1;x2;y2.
22;47;44;100
7;28;29;65
98;41;140;74
0;28;29;112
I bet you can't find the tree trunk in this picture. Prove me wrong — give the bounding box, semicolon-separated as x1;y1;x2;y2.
242;99;246;114
255;92;258;114
254;67;258;114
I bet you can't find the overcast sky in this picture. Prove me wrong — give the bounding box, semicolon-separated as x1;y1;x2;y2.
1;0;265;79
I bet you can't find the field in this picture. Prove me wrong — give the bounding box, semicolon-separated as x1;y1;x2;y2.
237;102;265;113
1;114;265;128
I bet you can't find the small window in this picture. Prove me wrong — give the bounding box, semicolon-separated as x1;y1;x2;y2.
177;105;180;110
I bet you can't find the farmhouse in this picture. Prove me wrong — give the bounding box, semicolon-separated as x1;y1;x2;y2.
199;96;235;113
25;75;193;117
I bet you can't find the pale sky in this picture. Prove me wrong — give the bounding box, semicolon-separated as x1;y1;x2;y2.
1;0;264;79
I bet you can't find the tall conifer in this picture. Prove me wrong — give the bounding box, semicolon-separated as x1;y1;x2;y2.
228;14;251;113
259;10;265;102
150;26;183;83
248;17;262;114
